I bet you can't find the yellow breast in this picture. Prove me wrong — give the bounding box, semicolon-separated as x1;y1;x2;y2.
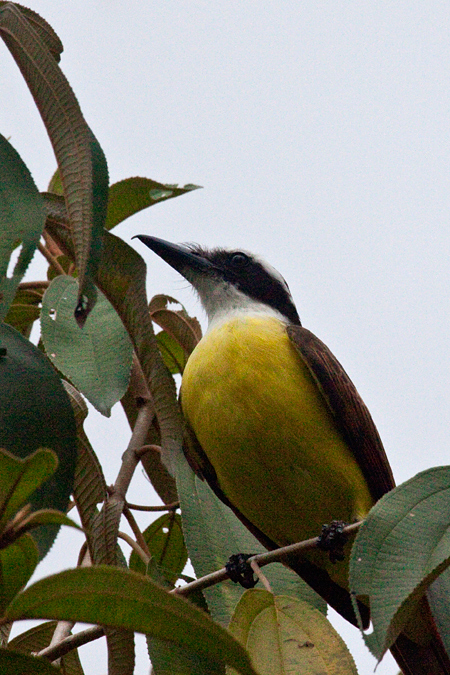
181;315;372;573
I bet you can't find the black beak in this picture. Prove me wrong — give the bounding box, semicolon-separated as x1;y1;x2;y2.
133;235;213;276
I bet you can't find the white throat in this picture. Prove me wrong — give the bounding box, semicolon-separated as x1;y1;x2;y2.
191;276;287;331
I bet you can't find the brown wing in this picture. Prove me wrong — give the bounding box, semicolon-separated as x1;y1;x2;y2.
286;325;395;500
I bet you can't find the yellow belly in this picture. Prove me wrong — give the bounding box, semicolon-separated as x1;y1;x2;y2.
181;316;372;577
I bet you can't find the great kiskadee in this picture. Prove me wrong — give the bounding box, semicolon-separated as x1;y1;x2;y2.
136;235;449;674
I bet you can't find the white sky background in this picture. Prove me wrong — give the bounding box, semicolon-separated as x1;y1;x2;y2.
2;2;450;673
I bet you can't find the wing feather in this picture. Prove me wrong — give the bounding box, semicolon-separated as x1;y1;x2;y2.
286;325;395;500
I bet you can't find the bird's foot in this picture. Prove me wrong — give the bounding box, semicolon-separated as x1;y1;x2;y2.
225;553;257;589
317;520;347;563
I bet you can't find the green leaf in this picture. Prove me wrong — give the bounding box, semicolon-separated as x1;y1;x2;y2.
13;508;82;534
47;255;75;281
8;620;84;675
4;303;41;338
44;203;183;475
140;445;179;506
176;453;325;626
105;177;201;231
150;294;202;354
427;567;450;656
47;168;63;195
0;534;39;614
350;466;450;660
0;134;46;321
5;566;258;675
0;3;109;324
90;501;124;566
147;637;225;675
0;3;64;61
0;649;61;675
129;512;187;585
105;627;135;675
0;448;58;531
157;331;187;374
228;590;357;675
41;276;133;417
0;322;77;558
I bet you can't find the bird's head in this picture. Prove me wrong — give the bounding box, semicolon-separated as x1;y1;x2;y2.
134;235;301;327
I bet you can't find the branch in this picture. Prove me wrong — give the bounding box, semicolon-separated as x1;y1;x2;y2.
37;626;104;661
112;403;155;501
36;521;363;663
122;505;152;558
37;241;66;276
125;500;179;512
135;443;160;457
18;280;50;291
40;547;92;663
118;530;151;565
250;560;272;593
174;521;363;597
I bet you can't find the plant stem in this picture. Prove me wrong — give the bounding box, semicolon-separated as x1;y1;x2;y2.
19;280;50;290
113;403;155;500
38;626;105;661
125;500;179;512
118;530;151;564
36;520;363;663
38;241;66;276
174;521;363;597
123;505;152;557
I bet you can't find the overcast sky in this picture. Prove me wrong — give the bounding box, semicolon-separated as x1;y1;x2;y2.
3;2;450;673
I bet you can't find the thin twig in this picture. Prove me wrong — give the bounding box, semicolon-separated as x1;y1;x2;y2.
44;621;74;666
38;241;66;276
250;520;362;568
123;505;152;557
174;521;363;597
118;531;151;565
250;560;272;593
38;626;104;661
46;547;92;664
42;228;63;257
125;500;179;512
76;541;88;567
36;520;364;662
135;444;161;458
112;403;155;500
18;280;50;290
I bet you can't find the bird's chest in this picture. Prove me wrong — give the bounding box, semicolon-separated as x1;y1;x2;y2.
181;316;372;546
182;316;296;436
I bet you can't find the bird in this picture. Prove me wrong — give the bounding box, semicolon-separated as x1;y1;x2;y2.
135;235;450;674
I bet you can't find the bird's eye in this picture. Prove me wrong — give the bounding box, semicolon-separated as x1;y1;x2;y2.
229;252;250;268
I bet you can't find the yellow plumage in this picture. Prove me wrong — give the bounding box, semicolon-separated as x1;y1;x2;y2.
181;314;373;581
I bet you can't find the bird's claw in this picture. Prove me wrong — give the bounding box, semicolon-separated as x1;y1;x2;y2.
317;520;347;563
226;553;257;589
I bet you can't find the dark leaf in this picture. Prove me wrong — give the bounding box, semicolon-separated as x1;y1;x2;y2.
41;276;133;417
0;3;109;323
105;177;201;231
0;323;77;558
5;566;258;675
0;134;45;321
0;649;61;675
350;466;450;660
129;512;187;585
8;620;84;675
